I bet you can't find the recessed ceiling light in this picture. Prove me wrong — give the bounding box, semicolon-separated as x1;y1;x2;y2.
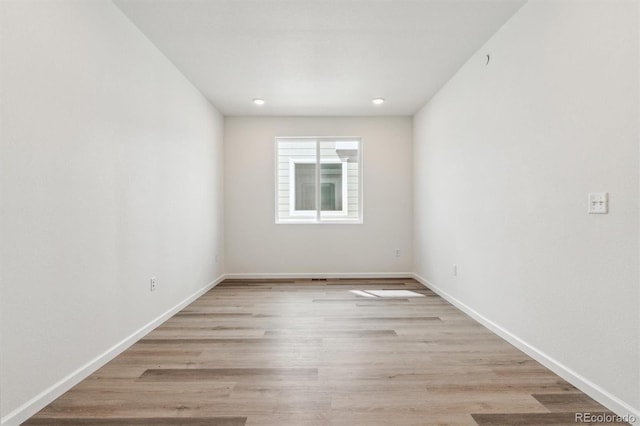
253;98;265;106
372;98;385;105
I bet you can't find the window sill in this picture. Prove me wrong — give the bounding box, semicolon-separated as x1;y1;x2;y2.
275;219;363;225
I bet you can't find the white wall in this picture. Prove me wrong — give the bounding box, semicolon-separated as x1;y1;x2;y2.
225;116;412;276
414;0;639;415
0;1;224;423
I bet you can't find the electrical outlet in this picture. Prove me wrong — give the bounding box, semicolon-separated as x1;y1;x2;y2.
453;264;458;277
395;248;401;257
150;277;157;292
588;192;608;214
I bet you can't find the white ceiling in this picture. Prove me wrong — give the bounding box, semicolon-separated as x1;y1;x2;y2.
114;0;526;116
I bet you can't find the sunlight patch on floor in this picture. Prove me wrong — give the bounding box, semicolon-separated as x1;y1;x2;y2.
350;289;424;298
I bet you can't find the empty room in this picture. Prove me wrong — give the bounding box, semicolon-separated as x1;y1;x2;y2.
1;0;639;425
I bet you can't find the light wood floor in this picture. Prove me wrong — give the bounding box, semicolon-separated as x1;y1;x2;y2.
26;278;622;425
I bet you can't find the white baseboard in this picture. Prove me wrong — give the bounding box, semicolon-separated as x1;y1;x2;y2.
412;273;640;425
1;274;226;426
224;272;414;280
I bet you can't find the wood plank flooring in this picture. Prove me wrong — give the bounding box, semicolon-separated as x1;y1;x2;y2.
26;278;624;425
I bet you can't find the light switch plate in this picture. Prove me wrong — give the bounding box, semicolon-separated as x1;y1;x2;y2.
588;192;608;214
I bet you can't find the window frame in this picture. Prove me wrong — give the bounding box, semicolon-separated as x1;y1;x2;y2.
275;136;363;225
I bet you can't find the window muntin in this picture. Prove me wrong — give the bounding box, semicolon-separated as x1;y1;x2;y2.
276;137;362;224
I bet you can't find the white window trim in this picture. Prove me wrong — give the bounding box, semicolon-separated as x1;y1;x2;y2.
288;159;348;218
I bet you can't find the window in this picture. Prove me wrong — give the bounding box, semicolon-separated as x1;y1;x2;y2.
276;137;362;223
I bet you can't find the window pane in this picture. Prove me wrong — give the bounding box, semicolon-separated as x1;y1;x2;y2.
276;139;316;221
294;163;316;210
320;164;342;211
338;140;361;221
319;140;342;217
320;140;359;220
